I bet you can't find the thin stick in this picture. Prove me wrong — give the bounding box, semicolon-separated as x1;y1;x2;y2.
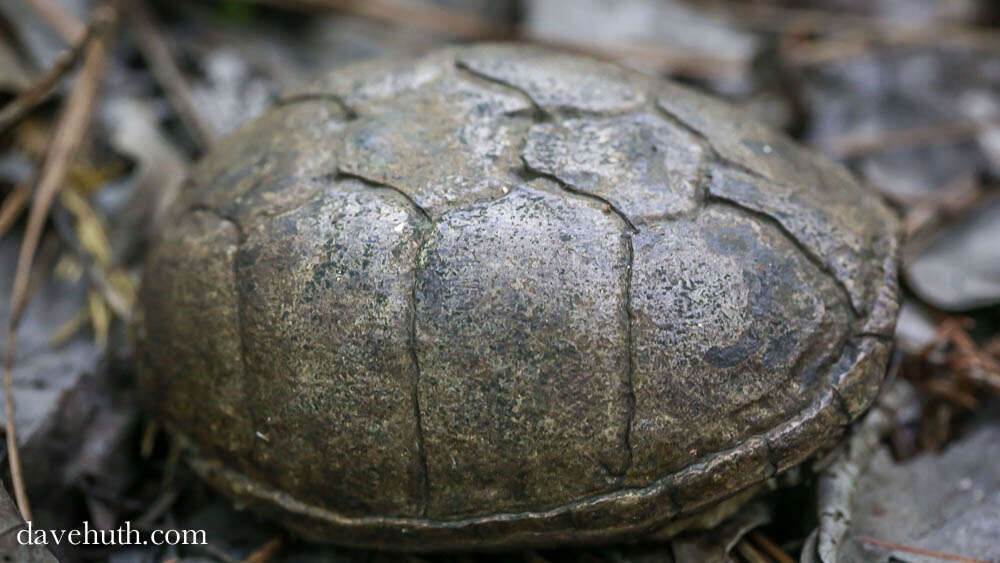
0;179;33;241
2;232;57;525
241;537;284;563
2;338;26;520
822;115;1000;159
3;3;117;522
784;25;1000;67
24;0;86;45
50;204;133;322
247;0;741;78
858;535;991;563
8;6;114;328
749;531;796;563
0;17;104;135
130;4;216;149
734;538;771;563
249;0;517;39
702;0;1000;41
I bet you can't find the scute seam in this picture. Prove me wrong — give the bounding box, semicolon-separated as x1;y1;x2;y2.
706;195;858;322
830;387;853;424
276;92;358;120
186;203;246;242
454;60;552;122
335;170;432;221
653;104;765;183
410;231;432;518
622;235;636;479
521;159;639;233
452;60;551;122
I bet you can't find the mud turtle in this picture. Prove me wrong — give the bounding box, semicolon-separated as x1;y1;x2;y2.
136;44;900;551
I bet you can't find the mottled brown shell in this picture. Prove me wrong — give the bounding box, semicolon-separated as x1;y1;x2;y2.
136;44;900;551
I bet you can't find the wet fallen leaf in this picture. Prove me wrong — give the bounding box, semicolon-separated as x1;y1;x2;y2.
0;235;99;446
905;194;1000;310
807;380;1000;562
0;480;57;562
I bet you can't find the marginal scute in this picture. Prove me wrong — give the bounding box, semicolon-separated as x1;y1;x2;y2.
628;205;852;485
138;209;253;466
233;182;426;517
670;437;772;514
861;236;902;337
457;45;647;113
523;113;703;225
415;185;631;518
765;389;848;475
832;337;893;419
568;489;675;536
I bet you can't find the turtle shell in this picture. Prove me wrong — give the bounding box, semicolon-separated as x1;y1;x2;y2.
136;44;900;551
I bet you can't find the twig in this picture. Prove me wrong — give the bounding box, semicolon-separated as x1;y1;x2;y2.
0;16;106;135
3;2;118;522
858;535;991;563
531;37;747;79
0;179;34;241
49;306;89;348
783;25;1000;66
241;537;284;563
940;320;1000;395
735;537;772;563
2;232;58;525
51;203;133;322
902;170;980;241
701;0;1000;41
25;0;86;45
140;420;159;458
130;4;216;149
134;487;181;529
8;3;114;333
248;0;517;39
2;336;28;520
246;0;742;79
821;115;1000;159
749;530;796;563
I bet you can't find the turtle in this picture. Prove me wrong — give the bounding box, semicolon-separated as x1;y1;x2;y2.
135;43;901;551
